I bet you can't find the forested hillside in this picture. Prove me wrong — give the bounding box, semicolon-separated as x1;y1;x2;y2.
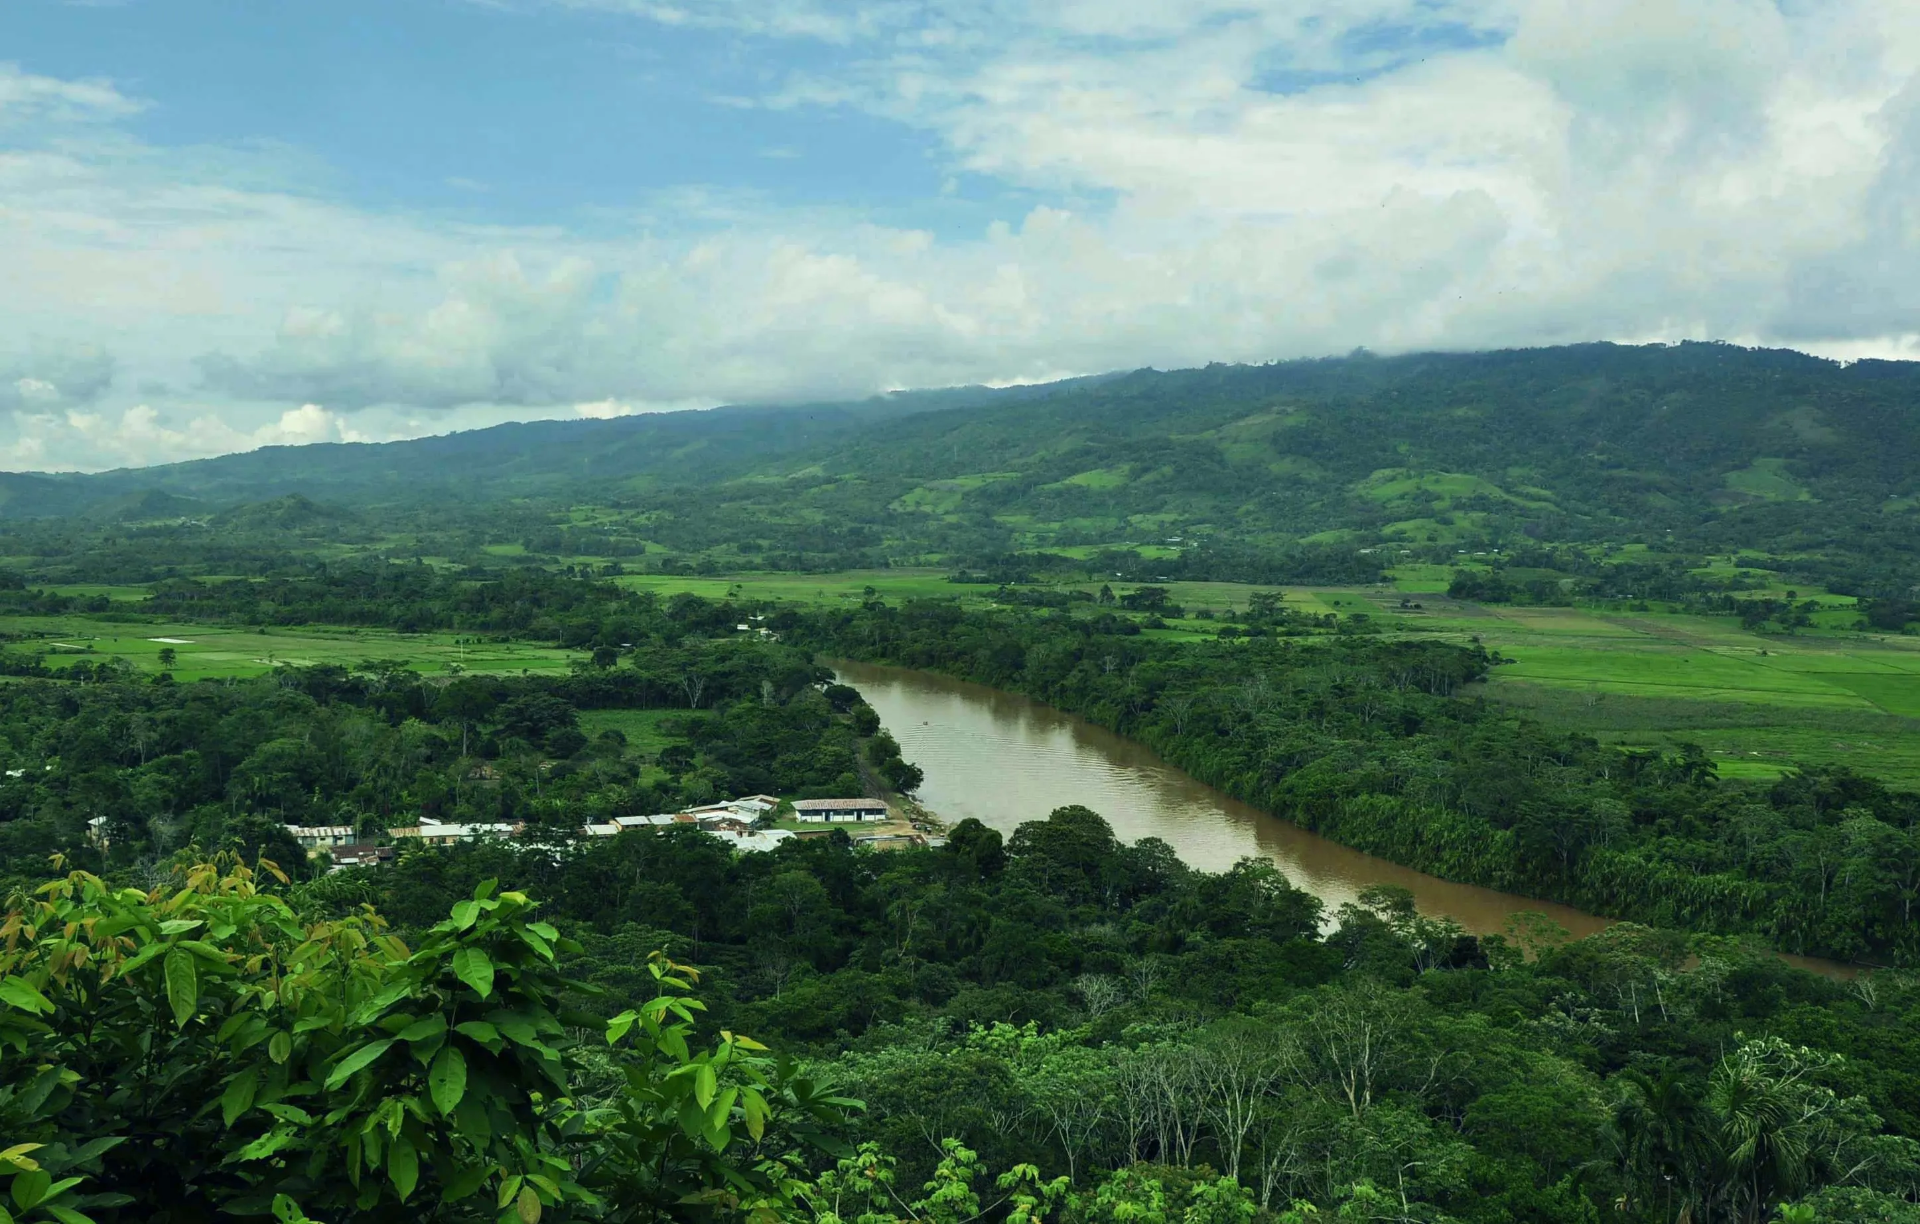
8;342;1920;593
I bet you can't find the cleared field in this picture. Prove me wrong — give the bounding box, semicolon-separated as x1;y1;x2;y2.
579;708;684;752
39;583;151;602
1379;599;1920;783
0;618;580;680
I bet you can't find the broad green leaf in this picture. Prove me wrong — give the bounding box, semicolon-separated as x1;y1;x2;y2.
12;1168;52;1210
516;1186;542;1224
494;1016;538;1046
38;1179;82;1203
157;918;202;935
220;1069;259;1127
388;1136;419;1201
451;947;494;998
114;942;167;977
606;1011;636;1044
454;1020;498;1042
450;899;480;930
429;1045;467;1116
693;1064;717;1109
68;1137;125;1164
232;1129;295;1163
741;1087;769;1141
441;1163;491;1201
0;1145;41;1173
399;1014;447;1043
323;1038;395;1090
260;1104;314;1125
163;947;197;1028
177;939;235;966
0;978;52;1016
44;1207;96;1224
268;1031;292;1064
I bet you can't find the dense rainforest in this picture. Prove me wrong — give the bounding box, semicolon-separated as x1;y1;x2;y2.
9;816;1920;1224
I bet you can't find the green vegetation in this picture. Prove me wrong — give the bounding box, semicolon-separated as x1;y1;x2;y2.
0;590;915;879
12;816;1920;1223
9;342;1920;1219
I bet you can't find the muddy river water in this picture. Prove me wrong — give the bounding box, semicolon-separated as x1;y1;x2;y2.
833;659;1852;976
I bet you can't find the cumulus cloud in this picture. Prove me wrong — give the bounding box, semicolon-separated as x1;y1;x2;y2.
4;0;1920;469
0;344;116;413
0;403;372;473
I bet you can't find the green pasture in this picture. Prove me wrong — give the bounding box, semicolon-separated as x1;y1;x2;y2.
579;708;684;752
40;583;151;602
1370;599;1920;783
0;617;580;680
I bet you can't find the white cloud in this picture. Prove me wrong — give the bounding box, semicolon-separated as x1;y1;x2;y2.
3;1;1920;471
0;62;144;125
0;403;377;473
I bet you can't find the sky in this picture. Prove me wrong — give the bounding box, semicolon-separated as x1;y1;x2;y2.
1;0;1918;472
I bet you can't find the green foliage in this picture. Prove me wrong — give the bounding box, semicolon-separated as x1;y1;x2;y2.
0;858;849;1222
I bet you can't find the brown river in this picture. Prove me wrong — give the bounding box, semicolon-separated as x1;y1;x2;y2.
833;659;1854;977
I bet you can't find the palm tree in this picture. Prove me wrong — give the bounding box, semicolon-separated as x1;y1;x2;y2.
1706;1040;1838;1224
1612;1067;1708;1224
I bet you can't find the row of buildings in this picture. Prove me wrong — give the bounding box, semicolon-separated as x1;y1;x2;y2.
289;794;901;869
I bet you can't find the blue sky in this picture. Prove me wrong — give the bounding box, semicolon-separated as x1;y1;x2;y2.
0;0;1916;470
2;0;986;226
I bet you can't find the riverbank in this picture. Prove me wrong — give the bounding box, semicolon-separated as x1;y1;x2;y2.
833;658;1858;978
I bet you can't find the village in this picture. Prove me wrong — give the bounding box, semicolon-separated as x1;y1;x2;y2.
278;793;947;870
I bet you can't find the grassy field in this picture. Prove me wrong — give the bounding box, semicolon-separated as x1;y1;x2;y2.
0;618;580;680
579;708;685;752
1358;599;1920;784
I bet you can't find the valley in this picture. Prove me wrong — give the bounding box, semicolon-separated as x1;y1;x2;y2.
8;344;1920;1223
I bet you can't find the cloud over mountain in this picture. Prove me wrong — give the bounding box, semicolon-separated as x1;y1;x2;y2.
2;2;1919;467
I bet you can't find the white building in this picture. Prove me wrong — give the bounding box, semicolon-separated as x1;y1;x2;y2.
707;827;795;854
792;798;889;823
388;822;520;845
286;825;357;850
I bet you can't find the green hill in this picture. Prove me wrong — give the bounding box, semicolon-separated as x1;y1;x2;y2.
9;341;1920;590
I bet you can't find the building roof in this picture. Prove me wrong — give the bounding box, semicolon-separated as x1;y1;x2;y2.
330;844;395;867
793;797;888;811
612;814;681;827
709;828;795;853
